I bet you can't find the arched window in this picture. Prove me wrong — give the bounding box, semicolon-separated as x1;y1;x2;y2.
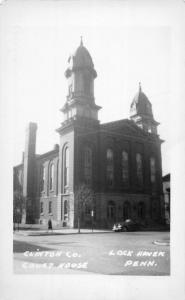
40;165;45;192
138;202;145;219
106;149;114;187
84;74;91;95
40;202;43;214
123;202;131;220
49;163;54;190
107;201;115;219
48;201;52;214
56;160;59;195
122;151;129;186
64;147;69;187
64;200;68;220
84;147;92;185
136;153;143;186
150;157;156;184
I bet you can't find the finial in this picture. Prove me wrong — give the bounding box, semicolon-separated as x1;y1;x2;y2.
80;36;83;46
139;82;142;92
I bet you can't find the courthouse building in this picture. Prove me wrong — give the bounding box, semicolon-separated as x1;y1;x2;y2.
13;39;165;228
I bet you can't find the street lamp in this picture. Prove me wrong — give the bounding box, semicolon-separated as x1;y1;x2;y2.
91;210;94;232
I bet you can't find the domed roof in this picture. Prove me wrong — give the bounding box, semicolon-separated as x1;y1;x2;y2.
130;83;153;117
67;37;95;70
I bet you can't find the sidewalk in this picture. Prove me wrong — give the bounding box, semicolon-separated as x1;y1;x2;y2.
14;228;112;236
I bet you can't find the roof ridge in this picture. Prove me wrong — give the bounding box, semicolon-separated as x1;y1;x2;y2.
101;118;129;127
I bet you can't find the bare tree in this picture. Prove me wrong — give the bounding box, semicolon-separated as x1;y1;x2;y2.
13;169;25;229
75;184;94;233
13;190;25;229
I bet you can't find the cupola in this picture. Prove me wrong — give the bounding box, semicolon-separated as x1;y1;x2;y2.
130;83;159;134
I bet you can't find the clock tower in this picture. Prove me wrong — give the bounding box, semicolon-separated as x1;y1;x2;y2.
56;38;101;227
61;37;101;123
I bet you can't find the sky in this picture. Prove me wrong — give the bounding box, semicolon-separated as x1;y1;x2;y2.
1;0;180;176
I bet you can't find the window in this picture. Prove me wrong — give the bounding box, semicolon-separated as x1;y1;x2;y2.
84;74;91;95
122;151;129;186
48;201;52;214
64;200;68;220
68;83;73;97
64;147;69;187
85;204;91;215
107;201;115;219
40;166;45;192
136;153;143;186
49;163;54;190
84;147;92;185
148;126;152;133
56;160;59;195
123;202;131;220
18;170;23;185
150;157;156;184
106;149;114;186
138;202;145;219
40;202;43;214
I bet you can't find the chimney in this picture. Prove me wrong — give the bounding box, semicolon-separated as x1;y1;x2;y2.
22;122;37;223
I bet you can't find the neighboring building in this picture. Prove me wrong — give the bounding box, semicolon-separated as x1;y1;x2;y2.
163;173;170;225
13;39;165;228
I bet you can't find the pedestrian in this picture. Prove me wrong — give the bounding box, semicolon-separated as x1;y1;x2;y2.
48;219;53;233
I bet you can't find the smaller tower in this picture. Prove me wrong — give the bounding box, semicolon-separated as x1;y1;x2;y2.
130;83;159;134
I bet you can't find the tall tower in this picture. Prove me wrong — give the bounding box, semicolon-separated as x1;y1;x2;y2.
130;83;159;134
22;122;37;223
57;39;101;227
61;37;101;123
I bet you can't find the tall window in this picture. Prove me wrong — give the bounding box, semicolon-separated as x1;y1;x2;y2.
106;149;114;187
123;202;131;220
49;163;54;190
40;202;43;214
122;151;129;186
40;166;45;192
56;160;59;195
107;201;115;219
138;202;145;219
84;74;91;95
48;201;52;214
84;147;92;185
64;147;69;187
150;157;156;184
136;153;143;186
64;200;68;220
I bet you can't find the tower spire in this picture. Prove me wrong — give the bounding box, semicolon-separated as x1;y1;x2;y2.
80;36;83;46
139;82;142;93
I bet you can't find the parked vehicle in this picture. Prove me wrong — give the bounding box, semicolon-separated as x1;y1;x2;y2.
112;219;140;232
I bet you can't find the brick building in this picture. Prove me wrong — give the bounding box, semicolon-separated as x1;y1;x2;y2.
13;39;165;229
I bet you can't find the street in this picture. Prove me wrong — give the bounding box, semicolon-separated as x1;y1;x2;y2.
13;230;170;275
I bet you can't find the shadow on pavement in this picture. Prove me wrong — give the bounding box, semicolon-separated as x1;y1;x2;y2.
13;240;56;253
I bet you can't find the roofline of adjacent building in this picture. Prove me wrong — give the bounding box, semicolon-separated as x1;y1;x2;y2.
162;173;170;181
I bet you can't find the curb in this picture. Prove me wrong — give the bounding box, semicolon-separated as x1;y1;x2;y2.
14;230;112;236
153;240;170;246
